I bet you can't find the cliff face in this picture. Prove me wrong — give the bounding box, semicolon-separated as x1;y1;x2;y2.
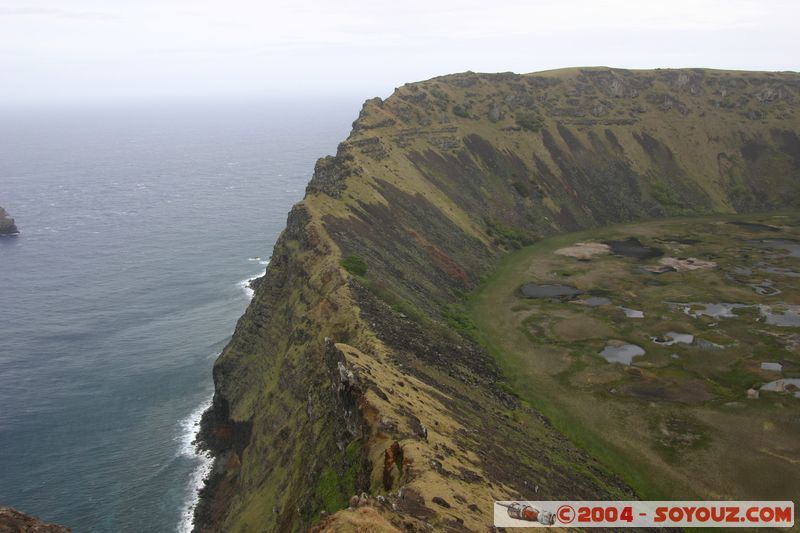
0;207;19;235
196;68;800;532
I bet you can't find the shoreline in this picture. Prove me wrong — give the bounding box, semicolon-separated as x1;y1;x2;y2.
176;396;215;533
181;265;264;532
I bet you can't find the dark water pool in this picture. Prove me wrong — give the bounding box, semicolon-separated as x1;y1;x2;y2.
604;237;663;259
520;283;584;300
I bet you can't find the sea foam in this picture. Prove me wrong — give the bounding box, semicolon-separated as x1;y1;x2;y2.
237;275;261;300
238;260;269;300
176;396;214;533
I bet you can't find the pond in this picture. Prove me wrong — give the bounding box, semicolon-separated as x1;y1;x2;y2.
728;221;782;232
760;305;800;327
759;266;800;277
599;342;645;365
753;239;800;258
679;302;750;319
750;280;781;296
651;332;694;346
619;306;644;318
519;283;584;300
604;237;663;259
581;296;612;307
760;378;800;392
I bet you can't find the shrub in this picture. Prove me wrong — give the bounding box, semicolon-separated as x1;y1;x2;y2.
317;467;344;513
430;86;449;101
452;104;469;118
442;305;477;335
341;255;367;276
485;218;536;248
515;111;544;132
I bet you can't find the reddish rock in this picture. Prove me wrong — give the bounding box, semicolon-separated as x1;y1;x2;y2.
0;507;71;533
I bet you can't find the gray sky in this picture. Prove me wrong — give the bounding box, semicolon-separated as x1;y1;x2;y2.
1;0;797;105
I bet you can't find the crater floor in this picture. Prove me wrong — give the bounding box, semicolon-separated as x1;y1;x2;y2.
469;211;800;500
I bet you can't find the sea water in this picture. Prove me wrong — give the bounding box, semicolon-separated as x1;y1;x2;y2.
0;100;356;532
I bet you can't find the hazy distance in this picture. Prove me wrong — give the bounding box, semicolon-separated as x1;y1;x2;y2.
1;0;798;107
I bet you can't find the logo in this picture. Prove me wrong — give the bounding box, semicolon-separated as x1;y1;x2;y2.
557;505;575;524
494;501;794;528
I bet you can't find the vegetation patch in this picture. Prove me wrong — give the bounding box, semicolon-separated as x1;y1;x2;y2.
317;467;345;514
709;363;762;400
315;439;364;515
515;111;545;132
452;104;470;118
485;217;536;248
650;412;710;462
341;254;368;276
442;304;477;336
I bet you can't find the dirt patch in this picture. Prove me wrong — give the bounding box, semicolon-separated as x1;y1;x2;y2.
552;316;614;341
620;378;713;404
311;507;401;533
554;242;611;259
658;256;717;271
652;413;710;462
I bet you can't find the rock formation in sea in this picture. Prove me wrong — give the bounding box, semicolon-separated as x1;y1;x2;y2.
0;207;18;235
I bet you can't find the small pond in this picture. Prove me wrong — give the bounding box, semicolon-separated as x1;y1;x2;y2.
752;239;800;258
680;302;750;319
619;306;644;318
751;280;781;296
604;237;663;259
581;296;612;307
651;332;694;346
599;342;645;365
759;266;800;278
728;221;781;232
520;283;584;300
760;378;800;392
760;305;800;327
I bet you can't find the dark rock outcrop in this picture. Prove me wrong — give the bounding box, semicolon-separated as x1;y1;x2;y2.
0;507;70;533
0;207;19;236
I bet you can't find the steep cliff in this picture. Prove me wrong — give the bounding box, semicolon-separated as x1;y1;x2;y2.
195;68;800;532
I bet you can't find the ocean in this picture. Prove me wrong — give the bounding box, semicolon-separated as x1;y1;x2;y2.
0;100;357;532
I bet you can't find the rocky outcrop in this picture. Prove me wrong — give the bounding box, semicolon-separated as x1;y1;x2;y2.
0;507;70;533
196;68;800;532
0;207;18;236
